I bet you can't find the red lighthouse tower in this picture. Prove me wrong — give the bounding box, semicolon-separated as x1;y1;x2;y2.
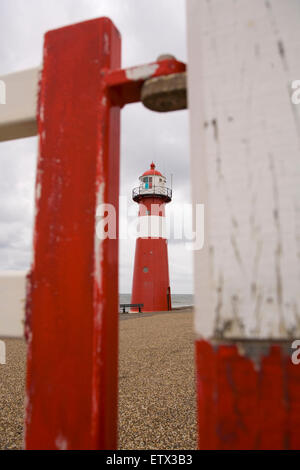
131;163;172;312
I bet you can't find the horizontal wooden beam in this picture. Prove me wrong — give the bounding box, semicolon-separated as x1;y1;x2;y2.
0;59;186;143
0;68;39;142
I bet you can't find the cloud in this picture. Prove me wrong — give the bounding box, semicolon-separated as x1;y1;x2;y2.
0;0;193;293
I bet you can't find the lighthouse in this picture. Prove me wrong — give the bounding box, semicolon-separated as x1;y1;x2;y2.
131;162;172;312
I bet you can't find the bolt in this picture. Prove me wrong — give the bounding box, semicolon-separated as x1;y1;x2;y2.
156;54;176;62
141;72;187;112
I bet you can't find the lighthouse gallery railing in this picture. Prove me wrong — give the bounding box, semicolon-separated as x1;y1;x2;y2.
132;186;172;200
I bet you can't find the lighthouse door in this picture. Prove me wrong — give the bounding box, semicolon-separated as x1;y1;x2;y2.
167;287;171;311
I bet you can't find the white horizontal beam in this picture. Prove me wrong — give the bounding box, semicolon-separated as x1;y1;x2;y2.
0;68;39;142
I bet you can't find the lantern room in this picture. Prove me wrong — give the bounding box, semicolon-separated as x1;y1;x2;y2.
132;162;172;203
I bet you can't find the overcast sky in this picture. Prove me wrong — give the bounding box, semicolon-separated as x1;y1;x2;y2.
0;0;193;294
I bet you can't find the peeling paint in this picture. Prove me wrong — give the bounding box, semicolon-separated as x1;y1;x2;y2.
196;338;300;449
189;0;300;340
189;0;300;451
55;434;68;450
25;17;120;450
277;40;288;71
125;63;159;81
103;32;110;55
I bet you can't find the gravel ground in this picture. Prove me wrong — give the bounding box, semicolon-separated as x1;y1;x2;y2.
119;309;197;450
0;308;196;450
0;338;26;450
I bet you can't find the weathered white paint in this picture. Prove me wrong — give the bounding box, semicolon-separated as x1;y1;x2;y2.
0;67;39;141
138;215;167;239
0;271;26;337
125;63;159;81
187;0;300;339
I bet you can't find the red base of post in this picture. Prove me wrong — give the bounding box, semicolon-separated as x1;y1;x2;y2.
195;339;300;449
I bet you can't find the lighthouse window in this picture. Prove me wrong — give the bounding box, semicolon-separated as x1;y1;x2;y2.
143;267;149;273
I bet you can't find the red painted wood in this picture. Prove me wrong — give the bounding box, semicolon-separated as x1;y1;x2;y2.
286;356;300;449
258;347;287;449
25;18;121;450
105;59;186;107
195;339;300;449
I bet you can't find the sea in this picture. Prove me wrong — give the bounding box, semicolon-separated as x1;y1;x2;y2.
119;293;194;309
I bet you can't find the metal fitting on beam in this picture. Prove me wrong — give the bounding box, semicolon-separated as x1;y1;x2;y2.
141;55;187;112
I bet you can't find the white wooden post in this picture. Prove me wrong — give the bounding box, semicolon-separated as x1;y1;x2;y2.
187;0;300;449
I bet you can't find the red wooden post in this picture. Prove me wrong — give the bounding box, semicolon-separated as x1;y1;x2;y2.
24;17;185;449
25;18;121;450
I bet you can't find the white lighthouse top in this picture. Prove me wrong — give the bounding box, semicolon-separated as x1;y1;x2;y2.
132;162;172;203
140;162;166;187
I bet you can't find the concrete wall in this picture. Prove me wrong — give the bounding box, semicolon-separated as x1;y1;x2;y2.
0;271;26;337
